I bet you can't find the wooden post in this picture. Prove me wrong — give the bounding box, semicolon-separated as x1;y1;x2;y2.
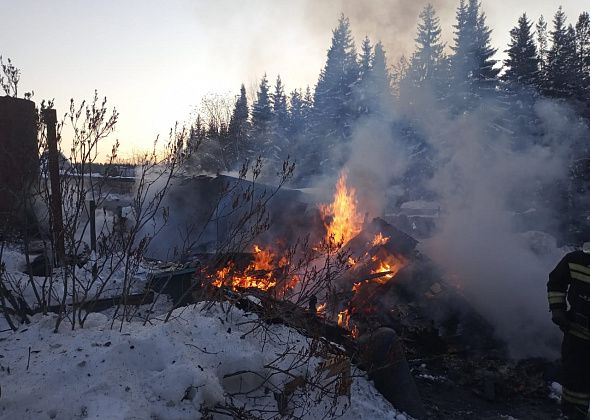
89;199;97;279
42;109;65;265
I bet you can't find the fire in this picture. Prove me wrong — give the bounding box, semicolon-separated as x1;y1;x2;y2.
337;309;351;329
320;172;364;246
211;244;296;291
211;264;234;288
208;170;410;343
371;232;390;247
371;254;405;282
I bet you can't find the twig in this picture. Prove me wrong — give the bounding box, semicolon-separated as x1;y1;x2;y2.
185;343;220;355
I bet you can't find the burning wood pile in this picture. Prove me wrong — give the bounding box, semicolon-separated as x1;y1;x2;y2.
146;171;509;419
194;171;496;355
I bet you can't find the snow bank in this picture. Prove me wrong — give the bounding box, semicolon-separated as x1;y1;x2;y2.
0;303;403;419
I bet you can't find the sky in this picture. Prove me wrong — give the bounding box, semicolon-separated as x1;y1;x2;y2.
1;0;587;159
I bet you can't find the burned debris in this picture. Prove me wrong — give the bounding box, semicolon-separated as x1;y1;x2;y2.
135;171;524;419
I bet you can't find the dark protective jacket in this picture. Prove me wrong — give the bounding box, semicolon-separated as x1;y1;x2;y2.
548;250;590;341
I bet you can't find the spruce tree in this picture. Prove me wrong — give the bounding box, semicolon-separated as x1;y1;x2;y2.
473;3;499;91
409;4;446;88
228;84;250;165
546;8;580;99
356;36;373;115
359;36;373;81
289;89;304;138
451;0;473;88
536;16;549;91
313;14;360;144
368;42;393;114
251;74;273;155
576;12;590;103
503;14;539;90
450;0;498;102
302;86;314;124
187;114;205;154
271;75;289;158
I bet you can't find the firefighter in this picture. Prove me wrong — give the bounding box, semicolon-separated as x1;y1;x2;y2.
548;242;590;420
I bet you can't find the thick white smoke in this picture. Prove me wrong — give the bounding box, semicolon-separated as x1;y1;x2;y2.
405;97;585;358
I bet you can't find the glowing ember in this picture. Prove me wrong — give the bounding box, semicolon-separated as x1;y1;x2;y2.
212;264;234;288
337;309;351;329
320;172;364;246
351;281;363;293
211;244;296;291
371;232;390;247
371;254;405;281
347;257;357;267
317;303;327;314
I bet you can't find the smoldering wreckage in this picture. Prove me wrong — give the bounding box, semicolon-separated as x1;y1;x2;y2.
143;172;563;419
0;97;572;419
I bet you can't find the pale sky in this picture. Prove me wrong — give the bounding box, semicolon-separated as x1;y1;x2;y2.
1;0;586;158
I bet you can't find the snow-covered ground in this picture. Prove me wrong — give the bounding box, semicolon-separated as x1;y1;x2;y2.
0;251;407;420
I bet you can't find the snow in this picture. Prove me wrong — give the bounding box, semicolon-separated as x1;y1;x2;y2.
548;381;562;403
1;244;152;310
0;302;404;420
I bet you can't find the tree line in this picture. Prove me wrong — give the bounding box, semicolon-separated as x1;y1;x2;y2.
186;2;590;184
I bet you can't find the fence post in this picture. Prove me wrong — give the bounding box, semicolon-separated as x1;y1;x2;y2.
42;109;65;265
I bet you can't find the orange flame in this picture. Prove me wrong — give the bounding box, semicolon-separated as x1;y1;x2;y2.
337;309;351;329
370;254;405;283
212;245;295;291
320;172;364;246
371;232;390;247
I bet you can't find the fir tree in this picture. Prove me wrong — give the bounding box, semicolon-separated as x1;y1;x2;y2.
302;86;314;123
289;89;304;137
473;3;499;90
536;15;549;90
357;36;373;115
368;42;393;114
546;8;580;98
450;0;473;87
251;74;273;154
450;0;499;101
271;75;289;158
359;36;373;81
313;14;360;143
187;114;205;154
228;84;250;165
408;4;446;88
391;55;410;97
576;12;590;102
503;14;539;90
